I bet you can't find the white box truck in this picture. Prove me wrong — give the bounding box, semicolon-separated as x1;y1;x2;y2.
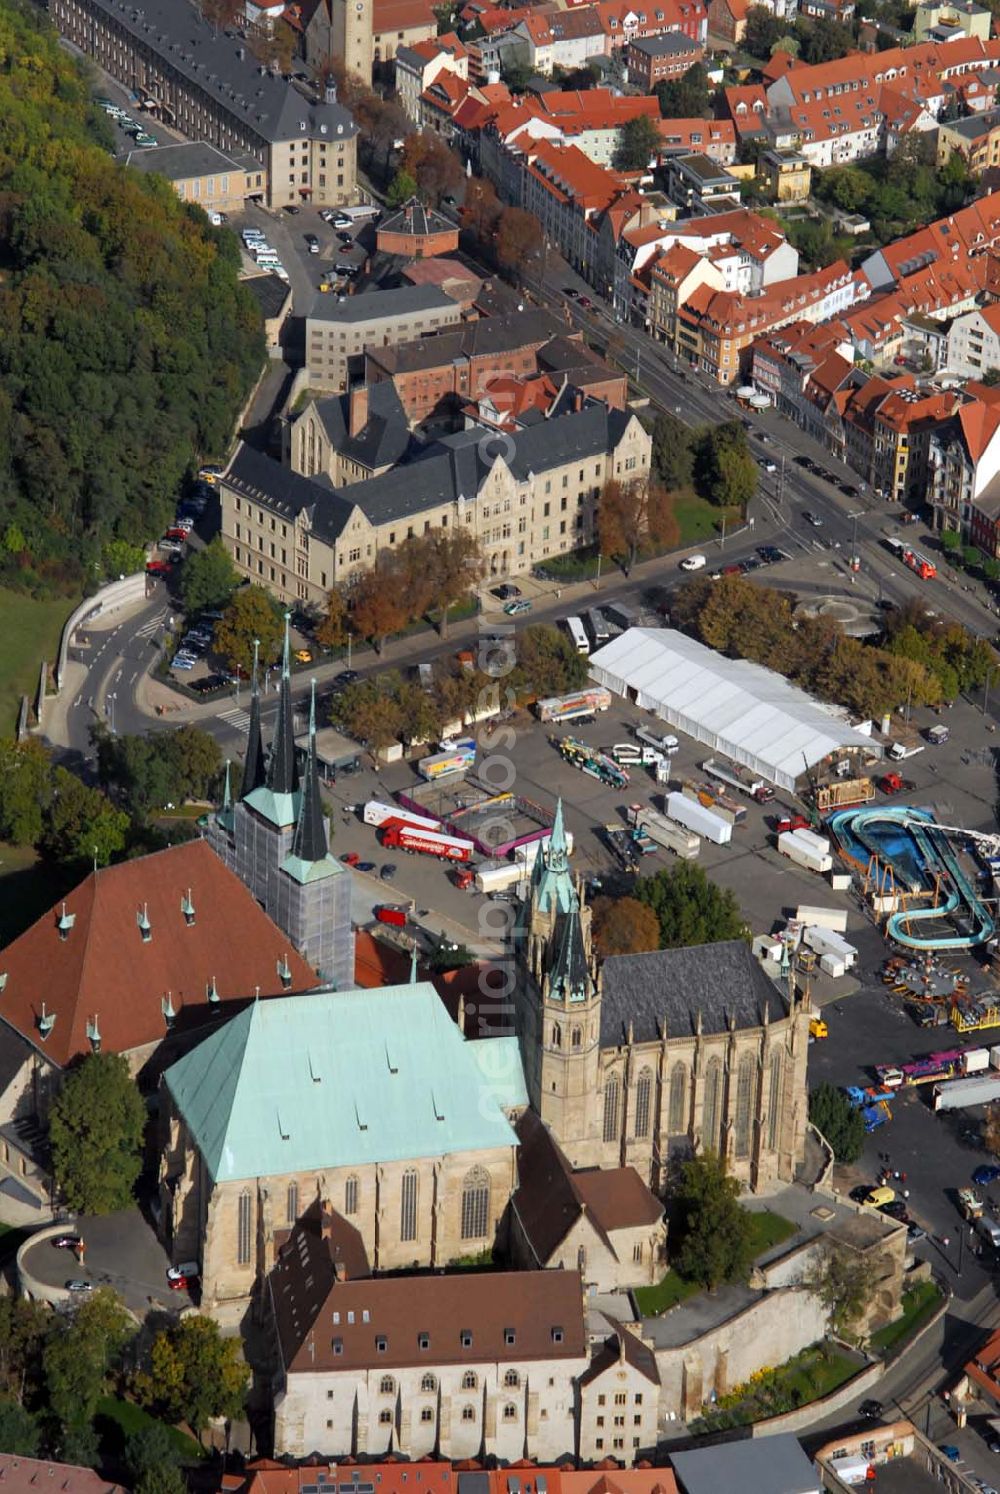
962;1047;990;1075
819;952;848;978
665;792;732;846
795;906;848;933
637;725;679;755
778;830;833;874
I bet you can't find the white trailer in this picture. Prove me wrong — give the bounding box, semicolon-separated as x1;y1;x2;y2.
795;906;849;933
778;830;833;874
962;1048;990;1075
364;799;440;832
665;791;732;846
627;805;700;859
474;862;529;894
804;926;857;968
933;1072;1000;1110
793;827;832;857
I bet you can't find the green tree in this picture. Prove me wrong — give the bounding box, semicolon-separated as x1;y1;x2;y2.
0;1298;48;1407
102;539;147;579
513;624;589;697
43;1289;133;1452
941;527;962;552
808;1244;877;1340
0;1397;40;1456
672;1152;757;1290
495;206;543;284
124;1421;184;1484
695;422;759;510
0;737;51;846
656;62;710;119
387;169;418;206
613;114;661;171
133;1316;247;1436
315;587;350;650
181;539;238;615
49;1052;146;1214
162;725;222;801
651;412;694;489
419;527;486;635
743;4;785;55
136;1470;188;1494
808;1082;865;1164
635;861;747;948
41;768;129;869
0;0;264;597
215;585;284;673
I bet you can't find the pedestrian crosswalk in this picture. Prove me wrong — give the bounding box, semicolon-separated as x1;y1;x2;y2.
217;707;251;733
136;611;166;640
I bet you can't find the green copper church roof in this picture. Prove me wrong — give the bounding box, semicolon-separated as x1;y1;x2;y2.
243;785;299;830
163;983;523;1182
279;851;345;885
533;799;576;916
467;1036;529;1110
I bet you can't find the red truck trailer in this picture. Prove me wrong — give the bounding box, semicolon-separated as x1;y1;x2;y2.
379;823;475;863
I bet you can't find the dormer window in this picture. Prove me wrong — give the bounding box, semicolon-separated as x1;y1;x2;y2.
418;1332;430;1350
376;1335;387;1352
181;891;195;927
461;1330;473;1348
277;955;292;990
137;905;151;943
57;903;76;941
504;1328;516;1346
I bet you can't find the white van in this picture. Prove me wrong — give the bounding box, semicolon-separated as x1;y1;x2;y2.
680;553;707;571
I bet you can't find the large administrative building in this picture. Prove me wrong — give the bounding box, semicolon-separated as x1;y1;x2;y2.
588;628;881;793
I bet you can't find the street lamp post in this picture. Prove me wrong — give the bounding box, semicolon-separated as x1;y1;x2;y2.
985;663;997;720
107;692;117;736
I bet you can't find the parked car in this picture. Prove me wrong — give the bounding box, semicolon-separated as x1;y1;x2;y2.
859;1400;883;1420
492;583;522;599
65;1280;93;1293
802;510;823;527
503;599;532;616
340;851;360;866
294;648;313;664
380;864;397;881
283;203;300;214
973;1164;1000;1186
332;669;360;690
304;233;320;252
52;1234;81;1250
145;560;170;575
680;553;707;571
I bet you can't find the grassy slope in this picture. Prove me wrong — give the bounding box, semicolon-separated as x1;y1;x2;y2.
0;587;78;734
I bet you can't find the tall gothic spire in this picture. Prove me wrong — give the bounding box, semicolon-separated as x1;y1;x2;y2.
548;902;591;1003
240;638;266;799
547;798;568;870
290;680;327;864
267;613;298;796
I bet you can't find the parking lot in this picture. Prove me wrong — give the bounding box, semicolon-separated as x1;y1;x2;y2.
234;200;375;315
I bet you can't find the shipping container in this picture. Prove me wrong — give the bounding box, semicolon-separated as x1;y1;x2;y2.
804;926;857;966
665;792;732;846
474;862;529;894
933;1072;1000;1110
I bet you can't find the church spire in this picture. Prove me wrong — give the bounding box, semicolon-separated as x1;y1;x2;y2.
267;613;298;796
549;901;591;1004
291;679;327;864
547;799;568;871
240;638;266;799
532;798;576;916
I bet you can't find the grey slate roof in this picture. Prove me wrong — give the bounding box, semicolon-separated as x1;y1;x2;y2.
334;401;634;526
224;443;355;546
306;284;456;325
242;271;292;321
311;381;414;472
671;1434;818;1494
631;30;700;55
227;401;634;534
378;197;456;240
369;307;568;374
82;0;356;145
600;939;788;1048
124;140;244;179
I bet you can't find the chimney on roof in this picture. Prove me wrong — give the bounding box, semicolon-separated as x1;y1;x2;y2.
349;385;369;436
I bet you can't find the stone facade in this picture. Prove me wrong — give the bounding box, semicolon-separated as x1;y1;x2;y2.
160;1104;518;1321
221;406;651;604
306;287;464;392
514;810;810;1192
577;1335;660;1463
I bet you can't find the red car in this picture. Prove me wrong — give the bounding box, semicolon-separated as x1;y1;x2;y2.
375;905;407;928
146;560;170;575
340;851;360;867
164;527;188;541
776;814;809;835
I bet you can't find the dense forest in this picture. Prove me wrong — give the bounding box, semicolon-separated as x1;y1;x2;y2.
0;0;265;593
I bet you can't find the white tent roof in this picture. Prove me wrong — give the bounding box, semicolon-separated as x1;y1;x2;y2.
588;628;878;791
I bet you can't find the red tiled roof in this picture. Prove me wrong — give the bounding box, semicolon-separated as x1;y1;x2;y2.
373;0;437;32
0;838;318;1067
0;1459;124;1494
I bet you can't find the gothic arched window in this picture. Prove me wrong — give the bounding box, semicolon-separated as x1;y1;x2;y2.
603;1073;621;1144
